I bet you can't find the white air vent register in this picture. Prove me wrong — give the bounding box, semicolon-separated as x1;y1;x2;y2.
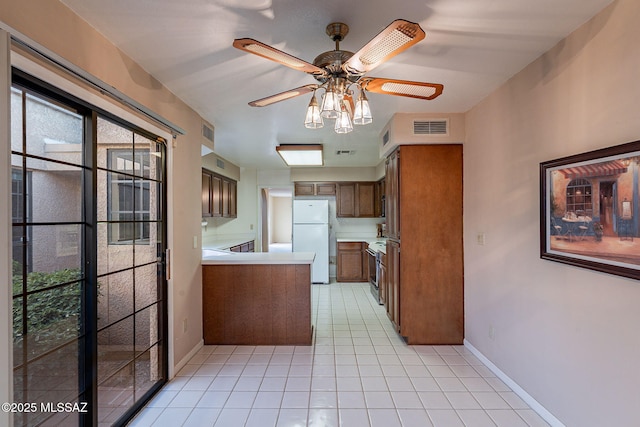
379;113;464;158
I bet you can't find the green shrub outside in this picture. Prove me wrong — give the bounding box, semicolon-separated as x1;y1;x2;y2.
12;261;82;347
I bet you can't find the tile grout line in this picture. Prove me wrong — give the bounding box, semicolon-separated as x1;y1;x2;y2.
130;282;550;427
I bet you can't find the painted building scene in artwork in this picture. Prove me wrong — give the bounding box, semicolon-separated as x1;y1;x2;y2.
549;155;640;266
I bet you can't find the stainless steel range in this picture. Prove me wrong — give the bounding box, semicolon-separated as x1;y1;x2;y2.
367;240;386;304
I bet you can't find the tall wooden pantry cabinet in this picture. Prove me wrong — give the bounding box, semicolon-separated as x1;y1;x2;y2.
385;144;463;344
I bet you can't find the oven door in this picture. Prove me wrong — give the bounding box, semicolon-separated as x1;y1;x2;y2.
366;248;377;287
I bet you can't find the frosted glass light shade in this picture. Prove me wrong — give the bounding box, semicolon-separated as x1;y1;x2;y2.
320;89;340;119
353;90;372;125
304;94;323;129
334;104;353;134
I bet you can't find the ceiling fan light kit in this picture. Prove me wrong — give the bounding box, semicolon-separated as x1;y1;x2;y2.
233;19;443;135
304;92;324;129
335;103;354;134
320;83;341;119
353;90;372;125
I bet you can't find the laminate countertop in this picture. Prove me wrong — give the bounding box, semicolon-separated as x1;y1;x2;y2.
336;236;383;243
202;250;315;265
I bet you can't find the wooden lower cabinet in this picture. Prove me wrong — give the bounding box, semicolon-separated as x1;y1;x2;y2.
229;240;255;253
203;264;312;345
336;241;367;282
379;251;387;306
386;240;400;332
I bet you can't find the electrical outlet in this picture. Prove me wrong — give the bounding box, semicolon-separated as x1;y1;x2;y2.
477;232;486;245
250;224;254;230
183;318;188;333
489;325;495;341
193;235;198;249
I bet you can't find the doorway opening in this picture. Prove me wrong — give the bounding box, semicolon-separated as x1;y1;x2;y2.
261;188;293;252
599;181;616;236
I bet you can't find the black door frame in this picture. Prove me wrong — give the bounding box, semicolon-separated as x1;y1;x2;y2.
10;68;169;427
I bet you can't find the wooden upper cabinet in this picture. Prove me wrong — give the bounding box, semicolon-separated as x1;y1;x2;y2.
336;183;356;217
294;182;336;196
294;182;315;196
385;151;400;239
375;178;385;218
293;180;376;218
212;175;222;217
202;168;237;218
227;180;237;218
357;182;376;217
222;179;230;217
336;182;376;218
202;171;213;217
316;182;337;196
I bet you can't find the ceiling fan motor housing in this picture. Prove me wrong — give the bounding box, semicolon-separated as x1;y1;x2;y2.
312;50;356;83
310;22;361;84
326;22;349;42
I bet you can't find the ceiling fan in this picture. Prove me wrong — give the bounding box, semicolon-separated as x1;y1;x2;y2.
233;19;443;133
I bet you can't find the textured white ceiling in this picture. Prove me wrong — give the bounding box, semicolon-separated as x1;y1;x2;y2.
60;0;613;169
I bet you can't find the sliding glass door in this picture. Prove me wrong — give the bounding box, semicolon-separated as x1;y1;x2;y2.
10;71;167;426
95;117;166;425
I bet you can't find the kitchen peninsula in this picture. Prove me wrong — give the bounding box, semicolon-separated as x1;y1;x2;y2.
202;250;315;345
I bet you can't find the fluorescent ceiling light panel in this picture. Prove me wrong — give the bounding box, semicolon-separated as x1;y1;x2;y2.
276;144;323;166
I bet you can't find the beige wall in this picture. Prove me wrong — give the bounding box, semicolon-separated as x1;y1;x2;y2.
1;0;205;375
270;195;292;244
374;161;385;181
291;166;378;182
464;1;640;426
378;112;466;158
202;152;241;181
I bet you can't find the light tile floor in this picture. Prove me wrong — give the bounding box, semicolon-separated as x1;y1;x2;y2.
129;282;550;427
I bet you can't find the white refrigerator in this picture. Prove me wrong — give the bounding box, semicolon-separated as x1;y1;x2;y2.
293;199;330;284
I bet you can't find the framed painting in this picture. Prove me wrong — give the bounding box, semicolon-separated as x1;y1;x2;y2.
540;140;640;279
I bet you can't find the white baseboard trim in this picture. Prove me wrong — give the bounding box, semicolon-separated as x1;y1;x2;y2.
171;339;204;379
463;339;565;427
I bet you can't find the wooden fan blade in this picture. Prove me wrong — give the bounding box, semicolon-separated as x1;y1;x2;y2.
343;20;426;76
248;84;319;107
233;38;327;77
360;77;443;100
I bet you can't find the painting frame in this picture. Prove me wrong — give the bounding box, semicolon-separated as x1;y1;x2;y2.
540;140;640;280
